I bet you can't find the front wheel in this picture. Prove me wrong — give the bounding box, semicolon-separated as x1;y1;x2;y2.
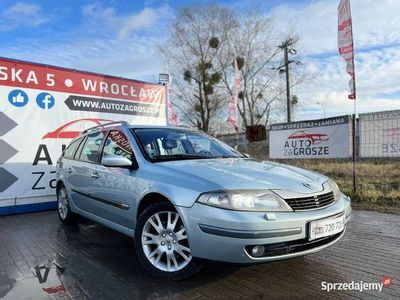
134;202;201;280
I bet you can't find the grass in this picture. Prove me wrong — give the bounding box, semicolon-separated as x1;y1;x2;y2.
237;143;399;212
276;160;400;213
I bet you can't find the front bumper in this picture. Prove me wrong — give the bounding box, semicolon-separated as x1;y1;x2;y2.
177;193;352;263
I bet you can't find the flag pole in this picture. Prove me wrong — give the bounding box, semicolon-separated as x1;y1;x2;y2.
236;86;239;150
349;0;357;194
338;0;357;194
228;56;241;150
352;96;356;193
236;130;239;150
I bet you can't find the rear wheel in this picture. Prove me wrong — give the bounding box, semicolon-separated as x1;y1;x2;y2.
134;202;201;280
57;185;77;225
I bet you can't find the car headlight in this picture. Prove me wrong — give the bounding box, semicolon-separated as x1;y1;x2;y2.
197;190;293;212
324;179;341;200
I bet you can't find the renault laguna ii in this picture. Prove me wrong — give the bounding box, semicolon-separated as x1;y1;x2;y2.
56;121;352;279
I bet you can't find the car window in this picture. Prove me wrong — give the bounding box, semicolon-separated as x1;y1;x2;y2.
187;136;211;153
133;128;242;161
101;130;132;162
79;131;105;163
74;136;87;160
156;138;186;155
63;137;83;159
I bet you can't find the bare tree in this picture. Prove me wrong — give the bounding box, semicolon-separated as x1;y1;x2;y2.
161;3;237;133
216;9;292;129
162;4;307;133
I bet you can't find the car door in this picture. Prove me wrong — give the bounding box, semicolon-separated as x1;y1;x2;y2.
90;129;141;229
61;136;90;212
67;131;105;214
59;136;84;195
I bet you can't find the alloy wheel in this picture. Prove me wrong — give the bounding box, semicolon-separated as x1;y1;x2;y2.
58;187;69;220
141;211;192;272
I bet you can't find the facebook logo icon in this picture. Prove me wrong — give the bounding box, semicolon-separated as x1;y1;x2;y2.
36;92;55;109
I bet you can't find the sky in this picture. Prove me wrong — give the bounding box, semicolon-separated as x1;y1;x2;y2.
0;0;399;121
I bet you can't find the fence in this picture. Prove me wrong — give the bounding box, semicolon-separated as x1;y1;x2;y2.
359;110;400;158
217;109;400;209
218;109;400;161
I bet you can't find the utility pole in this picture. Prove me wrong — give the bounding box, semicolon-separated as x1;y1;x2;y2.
284;47;291;123
278;38;298;123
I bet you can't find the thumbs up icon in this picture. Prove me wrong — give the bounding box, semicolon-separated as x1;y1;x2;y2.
8;89;29;107
12;92;25;103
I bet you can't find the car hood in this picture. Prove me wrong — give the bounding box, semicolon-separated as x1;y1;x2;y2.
158;158;328;194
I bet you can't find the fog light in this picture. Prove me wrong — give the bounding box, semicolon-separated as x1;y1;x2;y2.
251;245;265;257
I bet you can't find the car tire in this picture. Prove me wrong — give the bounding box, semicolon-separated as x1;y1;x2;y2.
134;202;201;280
57;184;77;225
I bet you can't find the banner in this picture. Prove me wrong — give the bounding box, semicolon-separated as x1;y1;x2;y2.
269;116;352;159
227;58;240;131
167;75;178;125
338;0;356;99
0;57;166;212
359;110;400;158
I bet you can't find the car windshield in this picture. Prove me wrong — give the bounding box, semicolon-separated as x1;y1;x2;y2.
133;128;243;162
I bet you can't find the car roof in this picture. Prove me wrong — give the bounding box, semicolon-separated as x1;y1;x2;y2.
67;124;198;144
92;124;195;135
128;125;194;130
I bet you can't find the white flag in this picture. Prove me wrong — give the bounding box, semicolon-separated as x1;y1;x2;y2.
338;0;356;99
228;58;240;131
167;75;178;125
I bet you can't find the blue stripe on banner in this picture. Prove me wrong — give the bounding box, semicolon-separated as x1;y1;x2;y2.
0;201;57;216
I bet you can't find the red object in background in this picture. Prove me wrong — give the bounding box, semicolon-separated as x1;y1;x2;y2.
245;125;266;142
0;57;165;104
338;0;356;100
384;127;400;138
382;276;393;287
227;58;241;132
42;285;66;295
167;75;179;125
42;118;113;139
287;130;329;145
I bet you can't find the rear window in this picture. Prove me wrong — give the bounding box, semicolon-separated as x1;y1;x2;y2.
78;131;105;163
63;137;83;159
74;136;87;159
101;130;133;162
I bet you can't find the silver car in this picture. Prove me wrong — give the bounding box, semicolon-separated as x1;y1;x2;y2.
56;121;352;279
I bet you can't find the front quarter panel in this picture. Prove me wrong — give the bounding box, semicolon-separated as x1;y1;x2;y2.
136;165;215;209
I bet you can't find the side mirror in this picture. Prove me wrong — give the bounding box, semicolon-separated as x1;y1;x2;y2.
101;155;134;168
243;153;250;158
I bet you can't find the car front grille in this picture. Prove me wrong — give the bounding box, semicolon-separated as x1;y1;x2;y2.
284;191;335;211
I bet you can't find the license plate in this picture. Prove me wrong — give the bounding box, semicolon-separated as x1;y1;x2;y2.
309;214;344;241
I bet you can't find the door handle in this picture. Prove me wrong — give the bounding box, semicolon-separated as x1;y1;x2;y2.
66;168;72;174
90;171;99;179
